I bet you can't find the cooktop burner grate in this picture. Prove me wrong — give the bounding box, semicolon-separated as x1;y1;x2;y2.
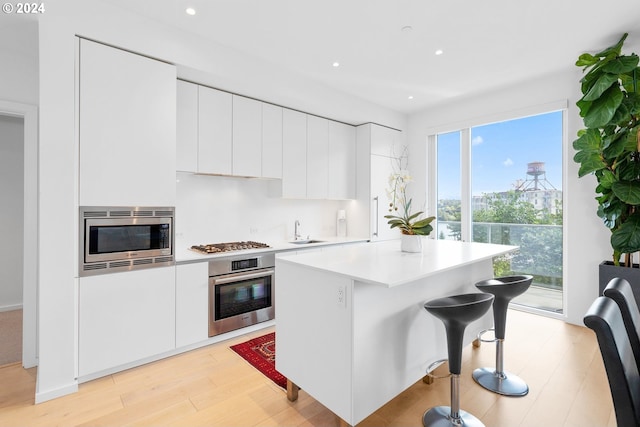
190;241;270;254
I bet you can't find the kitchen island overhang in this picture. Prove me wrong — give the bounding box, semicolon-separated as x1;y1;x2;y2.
275;239;518;426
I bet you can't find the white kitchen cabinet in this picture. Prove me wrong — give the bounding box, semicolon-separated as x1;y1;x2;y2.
78;267;176;378
262;103;283;179
198;86;232;175
175;262;209;348
306;115;329;199
176;80;198;173
281;109;307;198
356;123;404;241
78;38;176;206
370;124;403;157
328;121;356;199
232;95;262;177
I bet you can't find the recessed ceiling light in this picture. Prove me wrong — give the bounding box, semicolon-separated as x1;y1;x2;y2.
332;62;340;67
185;7;196;15
408;95;414;100
401;25;413;33
435;49;444;56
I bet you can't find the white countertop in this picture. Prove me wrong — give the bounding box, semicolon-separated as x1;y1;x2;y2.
276;238;518;287
175;236;369;263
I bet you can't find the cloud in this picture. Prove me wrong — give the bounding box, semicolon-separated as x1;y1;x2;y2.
472;136;484;145
503;158;514;167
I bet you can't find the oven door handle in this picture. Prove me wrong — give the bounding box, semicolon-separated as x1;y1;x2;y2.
212;268;275;285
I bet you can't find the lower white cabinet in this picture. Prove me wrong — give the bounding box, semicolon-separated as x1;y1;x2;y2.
78;267;176;378
175;263;209;348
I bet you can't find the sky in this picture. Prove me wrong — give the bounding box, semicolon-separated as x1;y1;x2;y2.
437;110;563;199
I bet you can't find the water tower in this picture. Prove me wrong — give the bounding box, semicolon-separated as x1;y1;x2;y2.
516;162;556;191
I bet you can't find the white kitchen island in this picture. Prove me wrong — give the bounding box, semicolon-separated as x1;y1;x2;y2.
275;238;517;426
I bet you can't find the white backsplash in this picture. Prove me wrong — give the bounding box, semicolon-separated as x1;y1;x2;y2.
176;172;360;249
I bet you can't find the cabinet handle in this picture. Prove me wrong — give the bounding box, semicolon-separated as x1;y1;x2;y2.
373;196;379;237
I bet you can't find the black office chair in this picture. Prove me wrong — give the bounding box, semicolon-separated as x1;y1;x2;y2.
584;296;640;427
603;277;640;370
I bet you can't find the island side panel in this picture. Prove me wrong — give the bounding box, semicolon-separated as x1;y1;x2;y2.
275;260;354;423
351;258;495;425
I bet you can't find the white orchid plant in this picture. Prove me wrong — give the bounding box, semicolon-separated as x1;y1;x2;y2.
384;161;435;236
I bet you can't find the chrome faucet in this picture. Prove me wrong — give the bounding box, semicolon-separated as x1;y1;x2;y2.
294;220;301;240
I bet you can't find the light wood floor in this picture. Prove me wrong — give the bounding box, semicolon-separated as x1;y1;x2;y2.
0;310;615;427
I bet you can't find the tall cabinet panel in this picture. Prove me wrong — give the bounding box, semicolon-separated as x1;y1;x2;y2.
306;115;329;199
78;38;176;206
198;86;232;175
329;121;356;199
356;123;405;241
282;109;307;198
176;80;198;173
262;103;283;179
232;95;262;177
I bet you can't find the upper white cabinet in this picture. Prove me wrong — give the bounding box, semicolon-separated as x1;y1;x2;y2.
78;38;176;206
329;121;356;200
262;103;283;179
176;80;198;173
282;109;307;198
306;115;329;199
232;95;262;177
174;82;355;199
198;86;233;175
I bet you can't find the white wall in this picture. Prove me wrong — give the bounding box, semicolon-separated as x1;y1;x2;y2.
0;18;38;105
0;115;24;311
36;0;404;402
175;173;354;247
406;70;614;326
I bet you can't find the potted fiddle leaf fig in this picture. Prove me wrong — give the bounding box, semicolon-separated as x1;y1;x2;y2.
572;32;640;300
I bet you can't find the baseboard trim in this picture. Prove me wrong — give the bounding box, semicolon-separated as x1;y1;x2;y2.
0;304;23;312
35;380;78;404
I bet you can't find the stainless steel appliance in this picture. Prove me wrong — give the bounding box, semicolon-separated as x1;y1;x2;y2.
208;252;275;336
191;241;270;254
79;206;174;276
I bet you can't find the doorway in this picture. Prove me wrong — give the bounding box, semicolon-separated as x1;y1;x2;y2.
0;114;24;366
0;101;38;368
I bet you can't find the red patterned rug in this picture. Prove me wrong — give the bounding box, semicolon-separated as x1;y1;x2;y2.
230;332;287;389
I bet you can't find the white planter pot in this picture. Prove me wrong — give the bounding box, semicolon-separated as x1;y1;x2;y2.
401;234;422;253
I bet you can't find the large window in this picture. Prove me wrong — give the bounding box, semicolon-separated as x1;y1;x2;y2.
434;111;564;314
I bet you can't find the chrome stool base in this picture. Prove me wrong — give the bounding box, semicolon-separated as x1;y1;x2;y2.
472;367;529;396
423;406;485;427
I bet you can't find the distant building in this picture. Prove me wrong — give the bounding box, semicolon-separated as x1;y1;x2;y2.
472;162;562;216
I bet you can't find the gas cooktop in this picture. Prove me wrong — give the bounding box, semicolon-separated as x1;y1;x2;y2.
190;241;271;254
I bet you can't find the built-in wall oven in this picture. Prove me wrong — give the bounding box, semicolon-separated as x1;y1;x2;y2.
208;253;275;336
79;206;174;276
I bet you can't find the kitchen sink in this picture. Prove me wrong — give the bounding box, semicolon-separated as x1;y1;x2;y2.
290;239;325;244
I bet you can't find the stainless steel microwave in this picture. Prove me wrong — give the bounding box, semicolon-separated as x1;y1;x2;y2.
79;206;175;276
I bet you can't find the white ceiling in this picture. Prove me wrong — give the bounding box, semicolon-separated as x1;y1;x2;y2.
96;1;640;114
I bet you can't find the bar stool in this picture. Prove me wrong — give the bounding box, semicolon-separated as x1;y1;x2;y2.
472;275;532;397
423;293;495;427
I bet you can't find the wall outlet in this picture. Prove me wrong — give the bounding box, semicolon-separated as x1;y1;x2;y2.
249;227;258;235
337;285;346;308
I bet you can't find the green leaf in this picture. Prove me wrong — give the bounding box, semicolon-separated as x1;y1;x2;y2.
576;53;598;67
583;84;624;128
582;73;620;102
595;33;628;58
576;152;605;177
611;211;640;253
602;55;639;74
611;181;640;204
576;98;592;117
602;131;627;158
411;216;436;228
598;169;616;190
413;225;434;236
572;128;601;150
